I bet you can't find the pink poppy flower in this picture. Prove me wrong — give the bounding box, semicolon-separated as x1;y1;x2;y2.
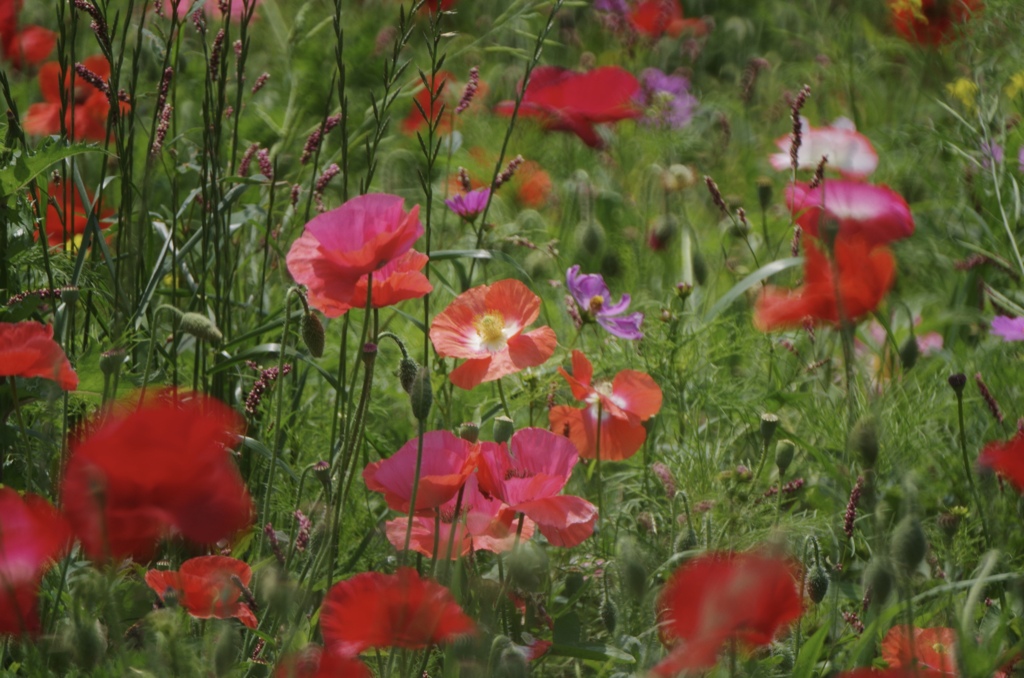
429;279;557;390
384;475;536;558
476;427;597;548
786;180;914;248
363;430;478;513
769;117;878;179
286;194;424;318
495;66;641;149
549;350;662;461
164;0;259;20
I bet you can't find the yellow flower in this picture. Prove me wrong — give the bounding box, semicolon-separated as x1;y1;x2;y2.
946;78;978;111
1005;71;1024;101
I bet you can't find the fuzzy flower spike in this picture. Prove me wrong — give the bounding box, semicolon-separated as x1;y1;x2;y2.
566;265;644;340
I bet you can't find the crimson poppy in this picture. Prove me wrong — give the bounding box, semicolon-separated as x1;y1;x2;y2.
654;551;803;674
754;237;896;331
629;0;707;38
60;392;252;562
495;66;641;148
0;321;78;390
0;489;71;636
769;118;879;179
320;568;474;657
0;1;55;68
430;279;557;390
548;350;661;461
286;193;424;318
787;181;914;248
24;55;119;142
979;434;1024;492
889;0;982;45
363;430;478;513
476;427;597;548
881;626;960;676
273;645;371;678
145;555;257;628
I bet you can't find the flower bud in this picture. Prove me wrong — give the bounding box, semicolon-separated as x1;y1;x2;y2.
863;558;894;610
805;564;830;604
756;176;773;211
675;527;698;553
399;356;420;395
692;249;708;285
459;421;480;443
775;440;795;477
213;625;242;677
600;598;617;634
948;373;966;395
493;415;515;444
59;285;80;305
74;618;107;670
760;412;780;447
890;515;927;573
899;335;919;371
574;219;606;255
495;646;529;678
99;348;126;377
179;311;224;345
819;216;841;253
564;571;585;598
848;415;879;468
300;312;325;358
313;460;331;494
409;367;432;421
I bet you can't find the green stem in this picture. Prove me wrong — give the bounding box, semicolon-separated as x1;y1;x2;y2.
7;378;29;490
496;377;512;418
400;418;427;563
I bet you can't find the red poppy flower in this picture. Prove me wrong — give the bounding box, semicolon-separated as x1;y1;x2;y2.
60;392;253;562
495;66;641;149
36;181;114;249
430;279;557;390
979;434;1024;492
787;181;914;248
304;250;431;318
889;0;982;45
320;568;475;657
0;321;78;390
629;0;707;38
145;555;257;629
0;0;55;68
770;118;879;179
274;645;371;678
476;427;597;548
457;148;552;208
548;350;661;461
881;626;959;675
286;193;424;318
754;237;896;331
837;671;948;678
402;70;455;135
24;55;118;142
0;489;71;636
654;551;803;675
424;0;456;11
384;475;536;558
363;430;478;513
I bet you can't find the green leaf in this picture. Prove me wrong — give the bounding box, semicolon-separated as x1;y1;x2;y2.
704;257;803;322
0;141;106;197
431;248;533;283
791;622;829;678
547;643;636;663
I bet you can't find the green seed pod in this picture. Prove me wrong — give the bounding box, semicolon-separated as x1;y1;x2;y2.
899;335;919;371
849;415;879;468
493;416;515;444
805;564;830;604
59;286;81;305
459;422;480;443
495;647;529;678
775;440;795;477
564;571;585;599
398;356;420;394
771;642;795;676
409;367;433;421
675;527;698;553
863;558;894;610
300;312;325;358
99;348;126;377
213;625;241;677
756;177;773;211
574;219;606;255
179;312;224;345
760;413;780;447
692;249;708;286
891;515;927;573
600;598;617;634
74;618;107;670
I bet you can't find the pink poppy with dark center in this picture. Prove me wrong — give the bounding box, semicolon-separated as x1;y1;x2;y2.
495;66;641;149
770;117;878;179
363;430;478;513
786;180;914;248
476;428;597;548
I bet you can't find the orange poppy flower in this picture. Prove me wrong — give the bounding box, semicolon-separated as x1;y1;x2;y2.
881;626;958;675
429;279;557;390
145;555;258;629
0;321;78;390
754;237;895;331
457;148;552;208
549;350;661;461
24;55;121;142
889;0;982;45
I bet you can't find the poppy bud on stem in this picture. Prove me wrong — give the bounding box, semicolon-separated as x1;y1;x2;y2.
948;372;993;548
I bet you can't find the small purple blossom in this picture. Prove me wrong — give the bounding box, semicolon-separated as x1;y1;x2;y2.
981;141;1004;170
594;0;629;14
566;264;644;340
634;68;697;130
1018;147;1024;174
991;315;1024;341
444;187;490;222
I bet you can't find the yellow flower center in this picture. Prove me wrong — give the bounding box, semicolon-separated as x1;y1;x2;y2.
932;642;949;655
589;295;604;314
474;311;506;350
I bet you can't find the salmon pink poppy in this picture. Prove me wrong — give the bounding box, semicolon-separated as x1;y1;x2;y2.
549;350;662;461
889;0;982;45
787;181;914;248
384;475;536;558
145;556;257;629
495;66;641;149
754;237;896;331
304;250;432;318
770;118;879;179
24;55;118;142
654;551;803;675
286;193;424;318
881;626;959;675
363;430;478;513
0;489;71;636
0;1;55;68
0;321;78;390
274;645;371;678
61;392;253;562
320;568;474;657
429;279;557;390
476;427;597;548
979;434;1024;492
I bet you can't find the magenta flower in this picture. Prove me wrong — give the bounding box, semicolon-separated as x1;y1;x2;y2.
786;180;914;248
770;117;878;179
566;265;643;340
991;316;1024;341
445;187;490;223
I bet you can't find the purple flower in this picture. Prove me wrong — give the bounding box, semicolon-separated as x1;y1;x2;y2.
594;0;629;15
1018;147;1024;174
981;141;1004;170
634;68;697;130
991;316;1024;341
566;265;643;340
445;187;490;223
